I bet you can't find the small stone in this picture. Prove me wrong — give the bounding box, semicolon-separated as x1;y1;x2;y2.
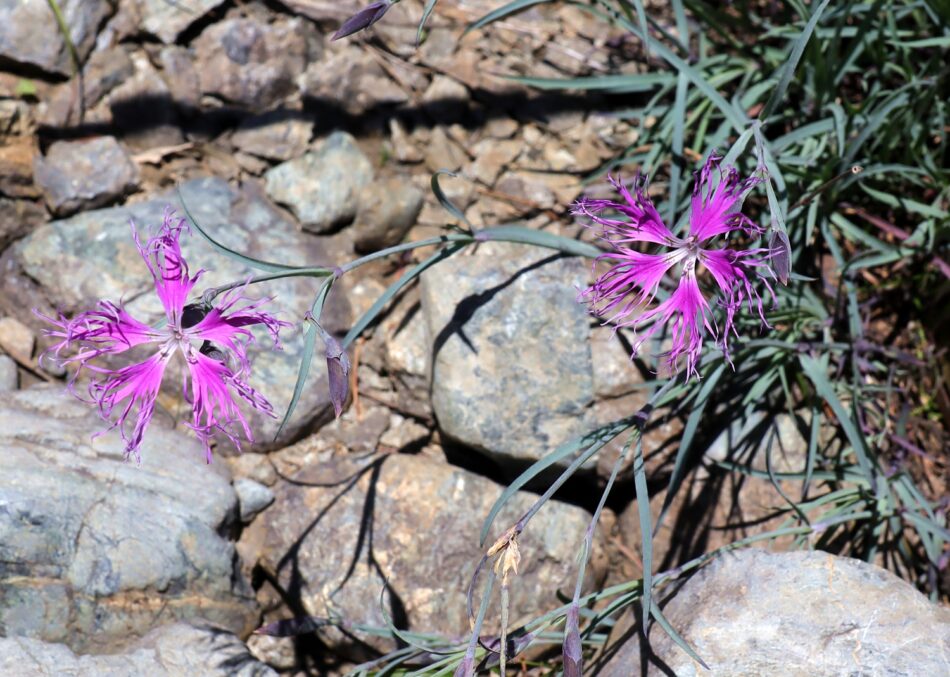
138;0;227;44
421;243;594;466
41;46;134;128
232;110;313;161
378;413;430;451
225;452;277;486
352;176;424;253
0;317;35;363
388;118;423;163
34;137;139;216
424;127;467;173
468;138;522;186
234;478;276;522
0;0;111;77
0;355;17;391
264;131;374;233
599;549;950;677
195;16;320;110
0;137;38;199
484;115;519;139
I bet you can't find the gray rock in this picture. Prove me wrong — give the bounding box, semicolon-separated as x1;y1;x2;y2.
0;317;34;363
34;137;139;216
0;198;44;251
138;0;227;44
232;110;313;162
0;622;276;676
265;131;374;233
0;0;110;77
352;176;424;253
300;45;409;116
195;17;320;110
0;387;259;654
421;243;594;466
234;478;275;522
245;452;608;655
597;549;950;677
0;355;16;390
14;177;351;450
590;326;641;398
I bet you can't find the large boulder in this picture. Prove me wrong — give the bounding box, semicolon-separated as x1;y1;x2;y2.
244;449;608;660
421;242;595;467
0;386;258;653
597;549;950;676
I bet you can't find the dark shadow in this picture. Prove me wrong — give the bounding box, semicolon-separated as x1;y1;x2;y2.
36;87;639;147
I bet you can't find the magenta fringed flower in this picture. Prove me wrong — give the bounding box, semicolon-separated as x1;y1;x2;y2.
575;155;776;377
37;211;289;463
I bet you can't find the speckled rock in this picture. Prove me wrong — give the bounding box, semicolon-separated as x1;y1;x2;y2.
0;386;258;654
33;137;139;216
264;131;374;233
421;243;594;466
245;452;608;656
0;0;111;77
137;0;227;44
0;355;16;391
231;110;313;161
352;176;424;253
0;197;44;251
597;549;950;677
14;177;350;450
234;478;275;523
194;16;320;110
0;623;276;676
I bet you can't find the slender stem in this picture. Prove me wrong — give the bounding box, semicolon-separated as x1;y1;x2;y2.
339;234;475;273
202;267;334;302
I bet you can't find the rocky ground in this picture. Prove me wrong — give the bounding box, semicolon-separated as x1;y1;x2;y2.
0;1;947;675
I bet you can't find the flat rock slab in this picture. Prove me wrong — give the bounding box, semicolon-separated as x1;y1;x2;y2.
246;452;608;654
14;177;350;450
421;242;594;467
0;623;275;676
0;0;110;77
597;549;950;677
0;387;258;654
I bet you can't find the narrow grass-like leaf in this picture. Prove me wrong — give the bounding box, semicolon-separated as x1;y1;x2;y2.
650;599;709;669
464;0;551;34
478;225;601;258
633;435;653;629
178;187;299;273
431;171;474;232
760;0;832;121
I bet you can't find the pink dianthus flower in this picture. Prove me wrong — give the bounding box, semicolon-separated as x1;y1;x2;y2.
575;155;776;378
37;210;289;463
